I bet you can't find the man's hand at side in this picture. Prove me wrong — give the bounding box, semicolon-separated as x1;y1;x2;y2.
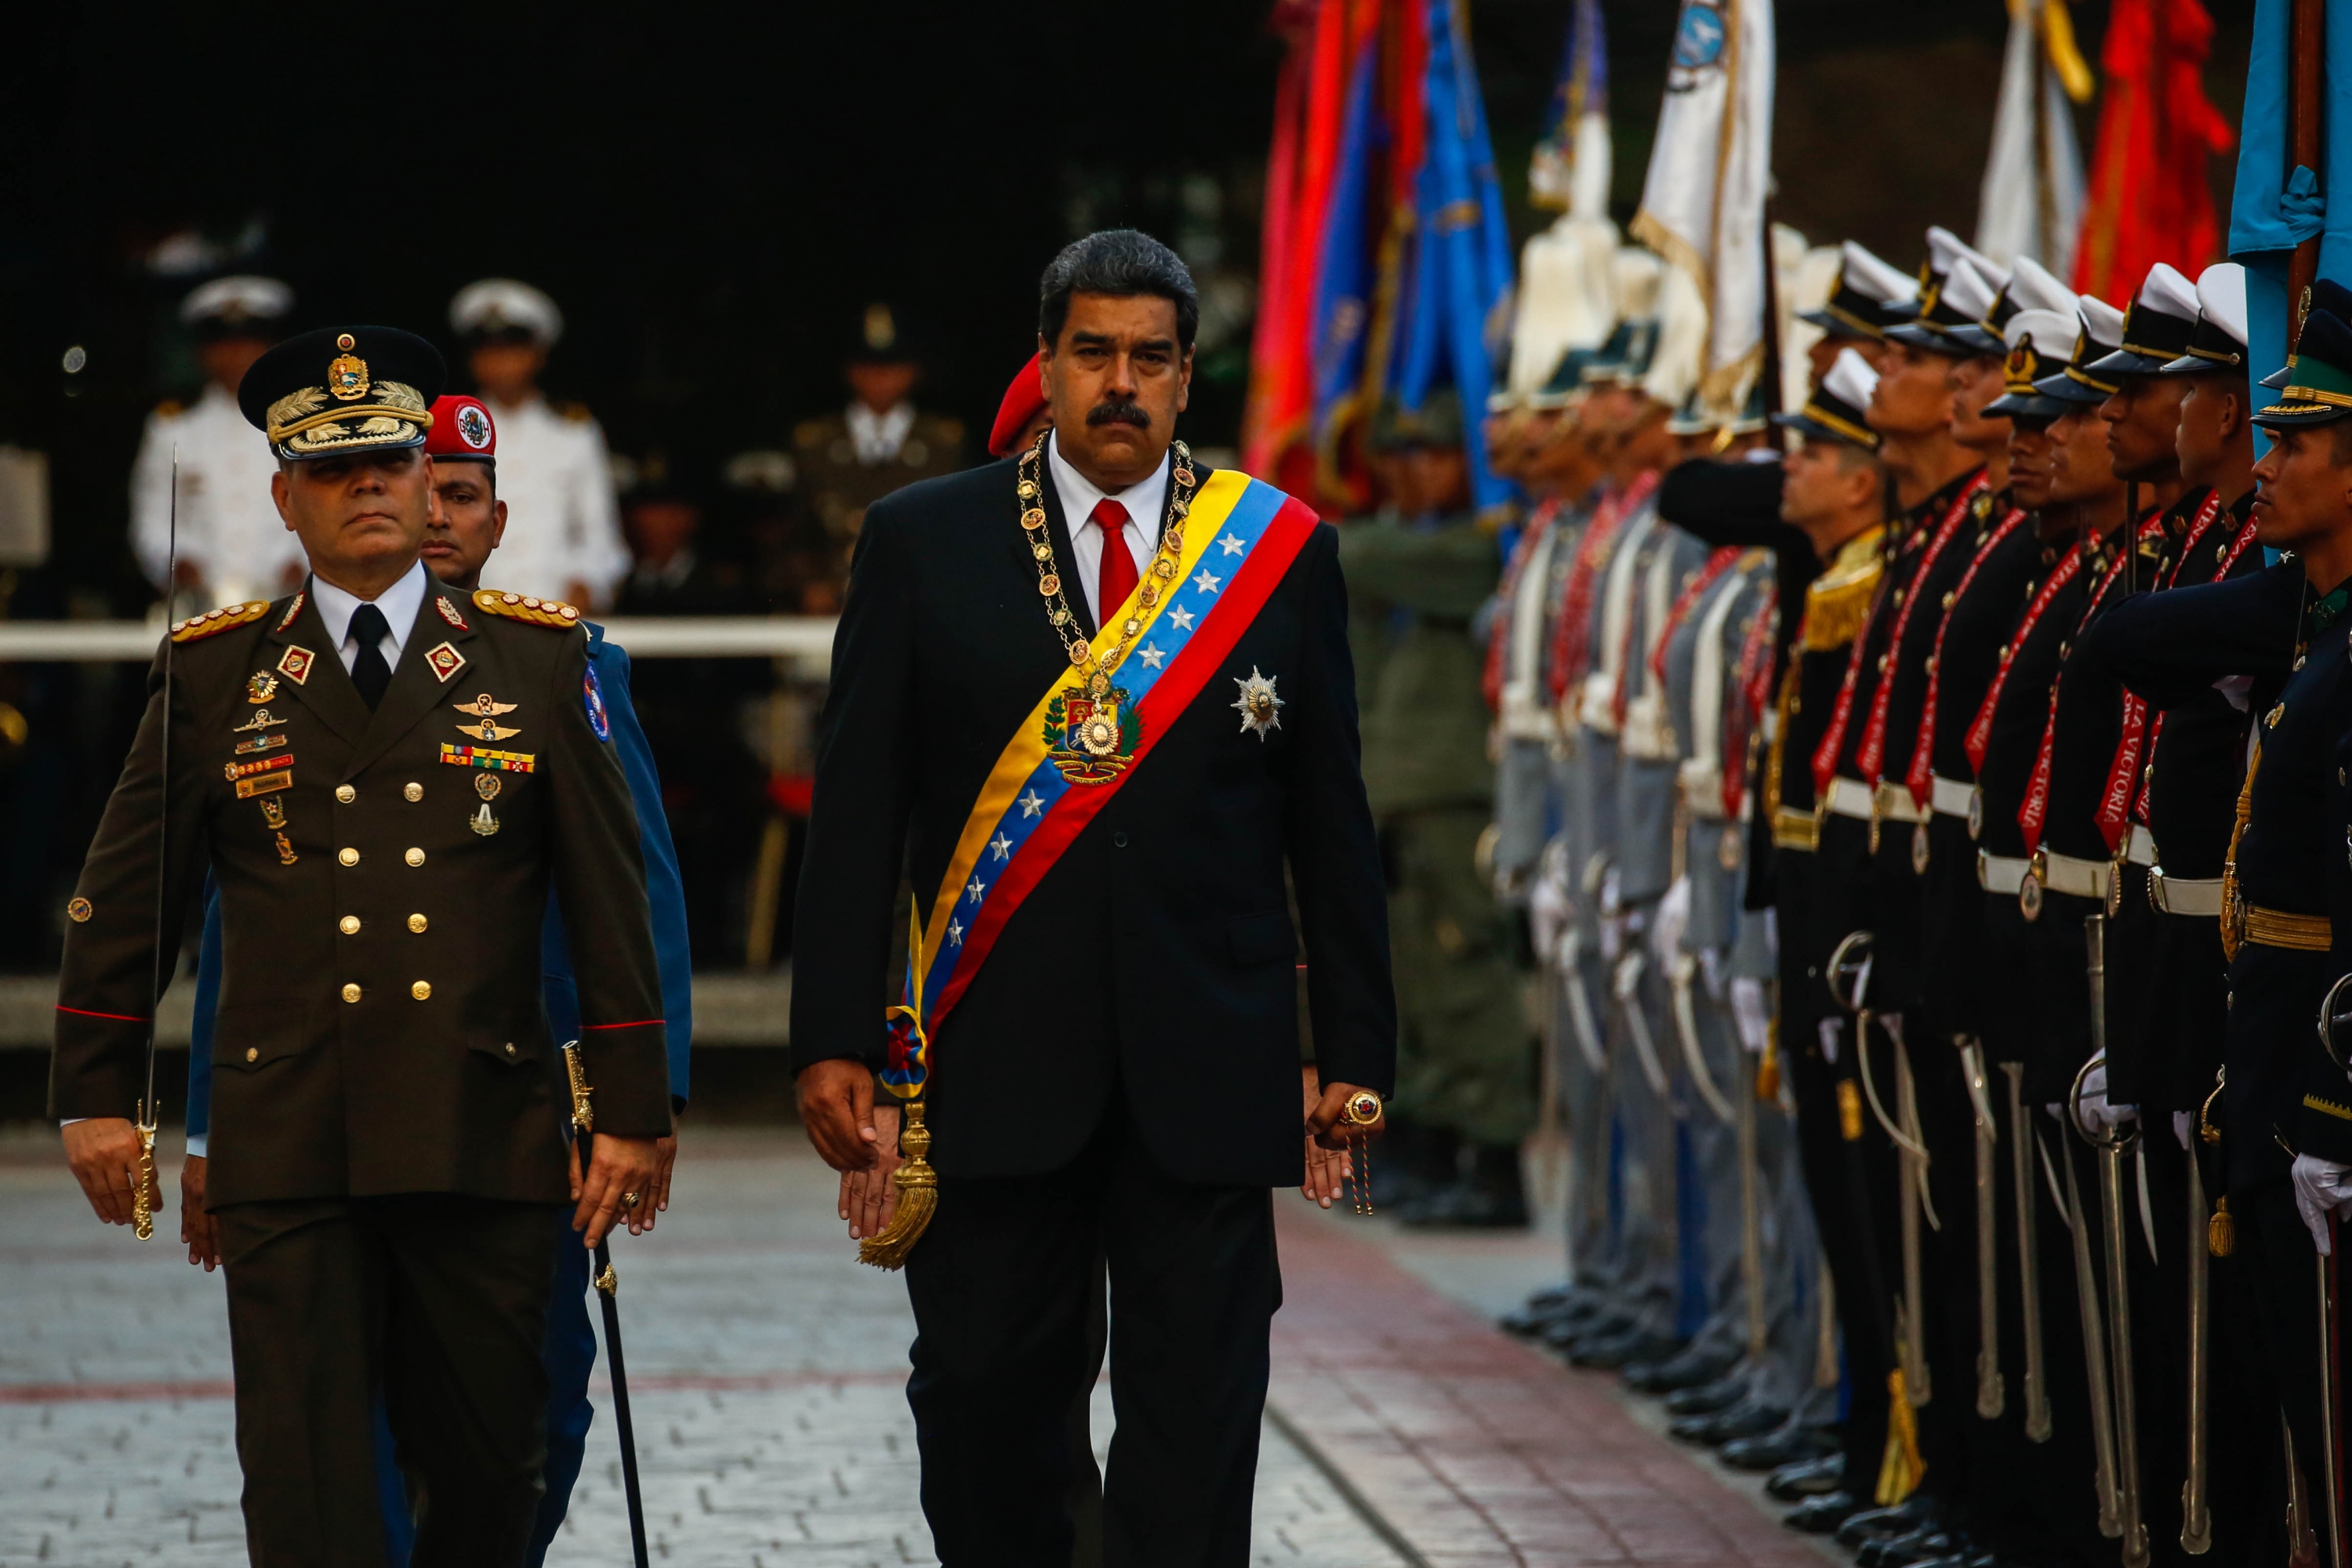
63;1117;158;1228
1299;1066;1350;1207
840;1101;904;1240
797;1058;883;1173
572;1132;662;1247
181;1154;220;1271
1306;1079;1385;1152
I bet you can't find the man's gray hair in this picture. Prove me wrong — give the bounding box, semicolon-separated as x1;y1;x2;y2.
1039;230;1199;353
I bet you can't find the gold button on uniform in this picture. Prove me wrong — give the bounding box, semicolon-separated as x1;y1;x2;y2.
339;916;361;935
341;983;362;1004
411;981;432;1001
408;913;428;934
339;848;360;866
244;1047;258;1063
336;785;356;804
503;1043;517;1057
404;782;423;802
405;848;425;866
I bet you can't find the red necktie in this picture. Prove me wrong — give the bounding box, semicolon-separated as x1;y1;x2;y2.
1091;498;1138;626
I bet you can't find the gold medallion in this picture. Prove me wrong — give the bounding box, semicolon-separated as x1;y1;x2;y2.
246;672;278;703
475;772;502;801
327;334;369;401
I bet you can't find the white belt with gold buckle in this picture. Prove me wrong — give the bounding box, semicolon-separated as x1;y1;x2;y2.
1874;781;1929;824
2035;849;2111;900
2149;869;2224;918
1978;851;2031;895
1824;776;1875;821
1931;775;1974;819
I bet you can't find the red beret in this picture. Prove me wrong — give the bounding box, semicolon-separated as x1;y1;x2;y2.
423;394;496;460
987;351;1048;459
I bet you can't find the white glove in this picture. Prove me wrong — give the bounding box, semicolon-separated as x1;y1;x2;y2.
1818;1015;1843;1066
2071;1055;2138;1137
2295;1153;2352;1254
1597;867;1625;961
1731;977;1770;1055
2172;1111;2193;1152
1697;944;1728;1002
1650;876;1691;970
1529;849;1571;965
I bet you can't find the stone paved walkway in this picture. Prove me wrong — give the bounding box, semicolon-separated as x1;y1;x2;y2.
0;1126;1827;1566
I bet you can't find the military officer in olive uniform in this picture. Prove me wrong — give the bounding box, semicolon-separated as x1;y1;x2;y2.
1340;389;1526;1225
51;325;669;1566
793;304;966;586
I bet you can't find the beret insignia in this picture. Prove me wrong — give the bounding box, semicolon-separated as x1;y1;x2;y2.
170;601;273;644
474;589;583;630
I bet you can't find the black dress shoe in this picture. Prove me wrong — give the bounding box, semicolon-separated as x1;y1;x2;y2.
1837;1498;1938;1548
1624;1346;1736;1394
1764;1452;1846;1500
1782;1491;1860;1534
1863;1526;1956;1567
1570;1327;1682;1370
1668;1398;1787;1446
1719;1423;1837;1472
1542;1311;1632;1352
1661;1374;1748;1417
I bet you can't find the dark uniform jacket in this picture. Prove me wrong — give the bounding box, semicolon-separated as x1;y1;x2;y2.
2079;560;2310;1189
789;458;1397;1187
50;576;670;1209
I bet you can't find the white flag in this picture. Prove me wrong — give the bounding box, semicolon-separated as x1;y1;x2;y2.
1974;0;2090;278
1632;0;1776;410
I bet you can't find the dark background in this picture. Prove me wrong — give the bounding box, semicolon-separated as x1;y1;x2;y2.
0;0;2256;975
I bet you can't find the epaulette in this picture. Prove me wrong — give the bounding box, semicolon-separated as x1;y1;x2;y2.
474;589;583;630
153;398;185;419
557;401;593;424
170;601;272;643
1798;525;1886;653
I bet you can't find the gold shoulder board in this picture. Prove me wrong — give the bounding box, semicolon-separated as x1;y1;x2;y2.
557;402;593;424
473;589;583;630
170;601;273;644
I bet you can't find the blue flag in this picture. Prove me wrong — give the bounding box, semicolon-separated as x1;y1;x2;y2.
2227;0;2352;402
1310;35;1383;470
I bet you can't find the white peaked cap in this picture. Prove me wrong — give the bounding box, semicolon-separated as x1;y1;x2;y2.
1927;226;2010;293
1785;236;1838;412
1841;241;1918;310
1824;346;1879;410
2077;295;2127;354
2004;308;2079;355
450;278;564;346
180;274;292;325
2134;261;2201;321
1940;259;2002;323
2194;263;2250;350
2005;256;2079;317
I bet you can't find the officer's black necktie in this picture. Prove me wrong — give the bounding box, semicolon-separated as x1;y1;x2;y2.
348;602;393;710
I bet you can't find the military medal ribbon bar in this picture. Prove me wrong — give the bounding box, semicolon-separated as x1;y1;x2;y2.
881;470;1318;1100
439;742;537;773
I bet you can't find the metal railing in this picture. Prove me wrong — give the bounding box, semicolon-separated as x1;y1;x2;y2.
0;615;840;668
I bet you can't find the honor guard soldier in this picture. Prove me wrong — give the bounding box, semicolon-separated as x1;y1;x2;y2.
1795;240;1921;377
53;326;670;1563
1338;390;1526;1226
2093;285;2352;1559
792;303;966;586
449;278;630;611
790;230;1395;1563
132;275;305;606
1753;349;1897;1534
2070;259;2270;1563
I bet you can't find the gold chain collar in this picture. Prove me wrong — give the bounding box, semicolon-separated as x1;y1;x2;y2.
1016;431;1197;691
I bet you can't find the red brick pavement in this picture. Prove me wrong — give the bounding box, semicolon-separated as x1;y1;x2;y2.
1270;1210;1830;1568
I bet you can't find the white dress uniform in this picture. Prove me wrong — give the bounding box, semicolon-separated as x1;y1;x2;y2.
129;381;304;602
474;393;630;608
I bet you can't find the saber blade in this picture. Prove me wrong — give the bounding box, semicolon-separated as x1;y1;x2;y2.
132;448;181;1243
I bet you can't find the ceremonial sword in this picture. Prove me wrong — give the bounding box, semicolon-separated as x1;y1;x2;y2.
562;1041;652;1568
129;449;180;1243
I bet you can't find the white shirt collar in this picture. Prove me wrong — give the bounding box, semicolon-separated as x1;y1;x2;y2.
1046;432;1169;541
310;558;430;665
846;401;916;464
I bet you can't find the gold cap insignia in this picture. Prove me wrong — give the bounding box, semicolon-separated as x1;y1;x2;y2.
328;336;371;401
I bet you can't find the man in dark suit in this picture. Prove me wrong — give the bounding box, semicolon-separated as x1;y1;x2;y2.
790;230;1396;1566
52;327;669;1566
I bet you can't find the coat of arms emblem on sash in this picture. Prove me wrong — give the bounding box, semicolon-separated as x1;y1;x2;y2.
1044;670;1140;784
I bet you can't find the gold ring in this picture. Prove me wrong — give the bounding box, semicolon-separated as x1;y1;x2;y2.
619;1190;641;1210
1341;1091;1383;1127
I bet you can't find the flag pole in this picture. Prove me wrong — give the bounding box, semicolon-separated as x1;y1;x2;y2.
1759;194;1786;455
2288;0;2325;346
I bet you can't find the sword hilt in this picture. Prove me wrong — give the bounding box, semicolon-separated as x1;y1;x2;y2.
130;1103;158;1242
561;1040;594;1136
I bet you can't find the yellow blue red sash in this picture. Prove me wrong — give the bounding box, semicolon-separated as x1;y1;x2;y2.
880;470;1319;1098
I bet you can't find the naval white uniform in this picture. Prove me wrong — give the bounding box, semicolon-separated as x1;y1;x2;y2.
474;394;630;608
129;383;304;603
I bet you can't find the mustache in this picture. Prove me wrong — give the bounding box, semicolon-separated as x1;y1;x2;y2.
1087;400;1152;429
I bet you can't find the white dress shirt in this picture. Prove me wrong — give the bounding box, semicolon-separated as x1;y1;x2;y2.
309;559;428;675
476;394;630;608
1047;432;1171;627
129;382;308;601
845;400;917;464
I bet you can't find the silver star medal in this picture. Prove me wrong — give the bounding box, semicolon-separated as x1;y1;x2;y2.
1232;666;1283;739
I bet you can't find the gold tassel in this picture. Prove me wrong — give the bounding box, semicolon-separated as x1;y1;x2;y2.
2209;1195;2236;1258
1875;1367;1927;1505
1756;1021;1780;1102
857;1101;938;1271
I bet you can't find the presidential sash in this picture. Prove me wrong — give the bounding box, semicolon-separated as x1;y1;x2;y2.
879;468;1319;1099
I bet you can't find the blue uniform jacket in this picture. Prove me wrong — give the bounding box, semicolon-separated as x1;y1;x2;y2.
188;623;692;1149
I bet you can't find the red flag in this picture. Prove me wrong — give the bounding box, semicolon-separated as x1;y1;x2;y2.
2071;0;2234;300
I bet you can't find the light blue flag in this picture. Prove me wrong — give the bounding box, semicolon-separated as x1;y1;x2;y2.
2227;0;2352;405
